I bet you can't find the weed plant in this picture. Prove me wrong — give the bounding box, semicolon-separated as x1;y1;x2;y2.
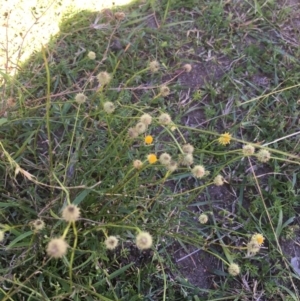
0;0;300;300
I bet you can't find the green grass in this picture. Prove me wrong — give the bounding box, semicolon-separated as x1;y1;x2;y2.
1;0;300;300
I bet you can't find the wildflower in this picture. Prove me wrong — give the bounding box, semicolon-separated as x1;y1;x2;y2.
144;135;153;145
147;154;157;164
136;231;153;250
192;165;206;178
159;153;171;165
114;12;125;20
166;160;178;172
140;113;152;125
158;113;172;125
242;144;255;156
149;60;160;73
218;132;231;145
46;237;68;258
251;233;264;245
198;213;208;224
181;153;193;166
75;93;87;104
33;219;45;231
133;160;143;169
257;149;271;163
160;85;170;97
97;71;112;85
0;230;4;242
228;263;240;276
87;51;96;60
183;64;192;72
103;101;115;114
104;236;119;250
135;122;147;134
62;204;81;222
213;175;224;186
182;143;194;154
128;127;139;138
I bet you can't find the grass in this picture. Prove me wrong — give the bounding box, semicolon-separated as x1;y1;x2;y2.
1;0;300;300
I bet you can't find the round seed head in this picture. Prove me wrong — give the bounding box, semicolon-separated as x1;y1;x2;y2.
198;213;208;224
103;101;115;114
160;85;170;97
0;230;4;242
149;60;160;73
75;93;87;104
135;122;147;134
213;175;224;186
114;12;125;20
242;144;255;156
33;219;45;231
192;165;206;178
46;238;68;258
136;231;153;250
87;51;96;60
158;113;172;125
104;236;119;250
62;204;80;222
182;143;194;154
128;127;139;138
228;263;240;276
181;154;194;166
97;71;112;85
140;113;152;125
133;160;143;169
257;149;271;163
166;160;178;172
159;153;171;165
183;64;192;72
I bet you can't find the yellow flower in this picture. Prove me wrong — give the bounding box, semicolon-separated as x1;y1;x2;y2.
147;154;157;164
62;204;81;222
218;132;231;145
251;233;264;245
46;238;68;258
136;231;153;250
144;135;153;145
